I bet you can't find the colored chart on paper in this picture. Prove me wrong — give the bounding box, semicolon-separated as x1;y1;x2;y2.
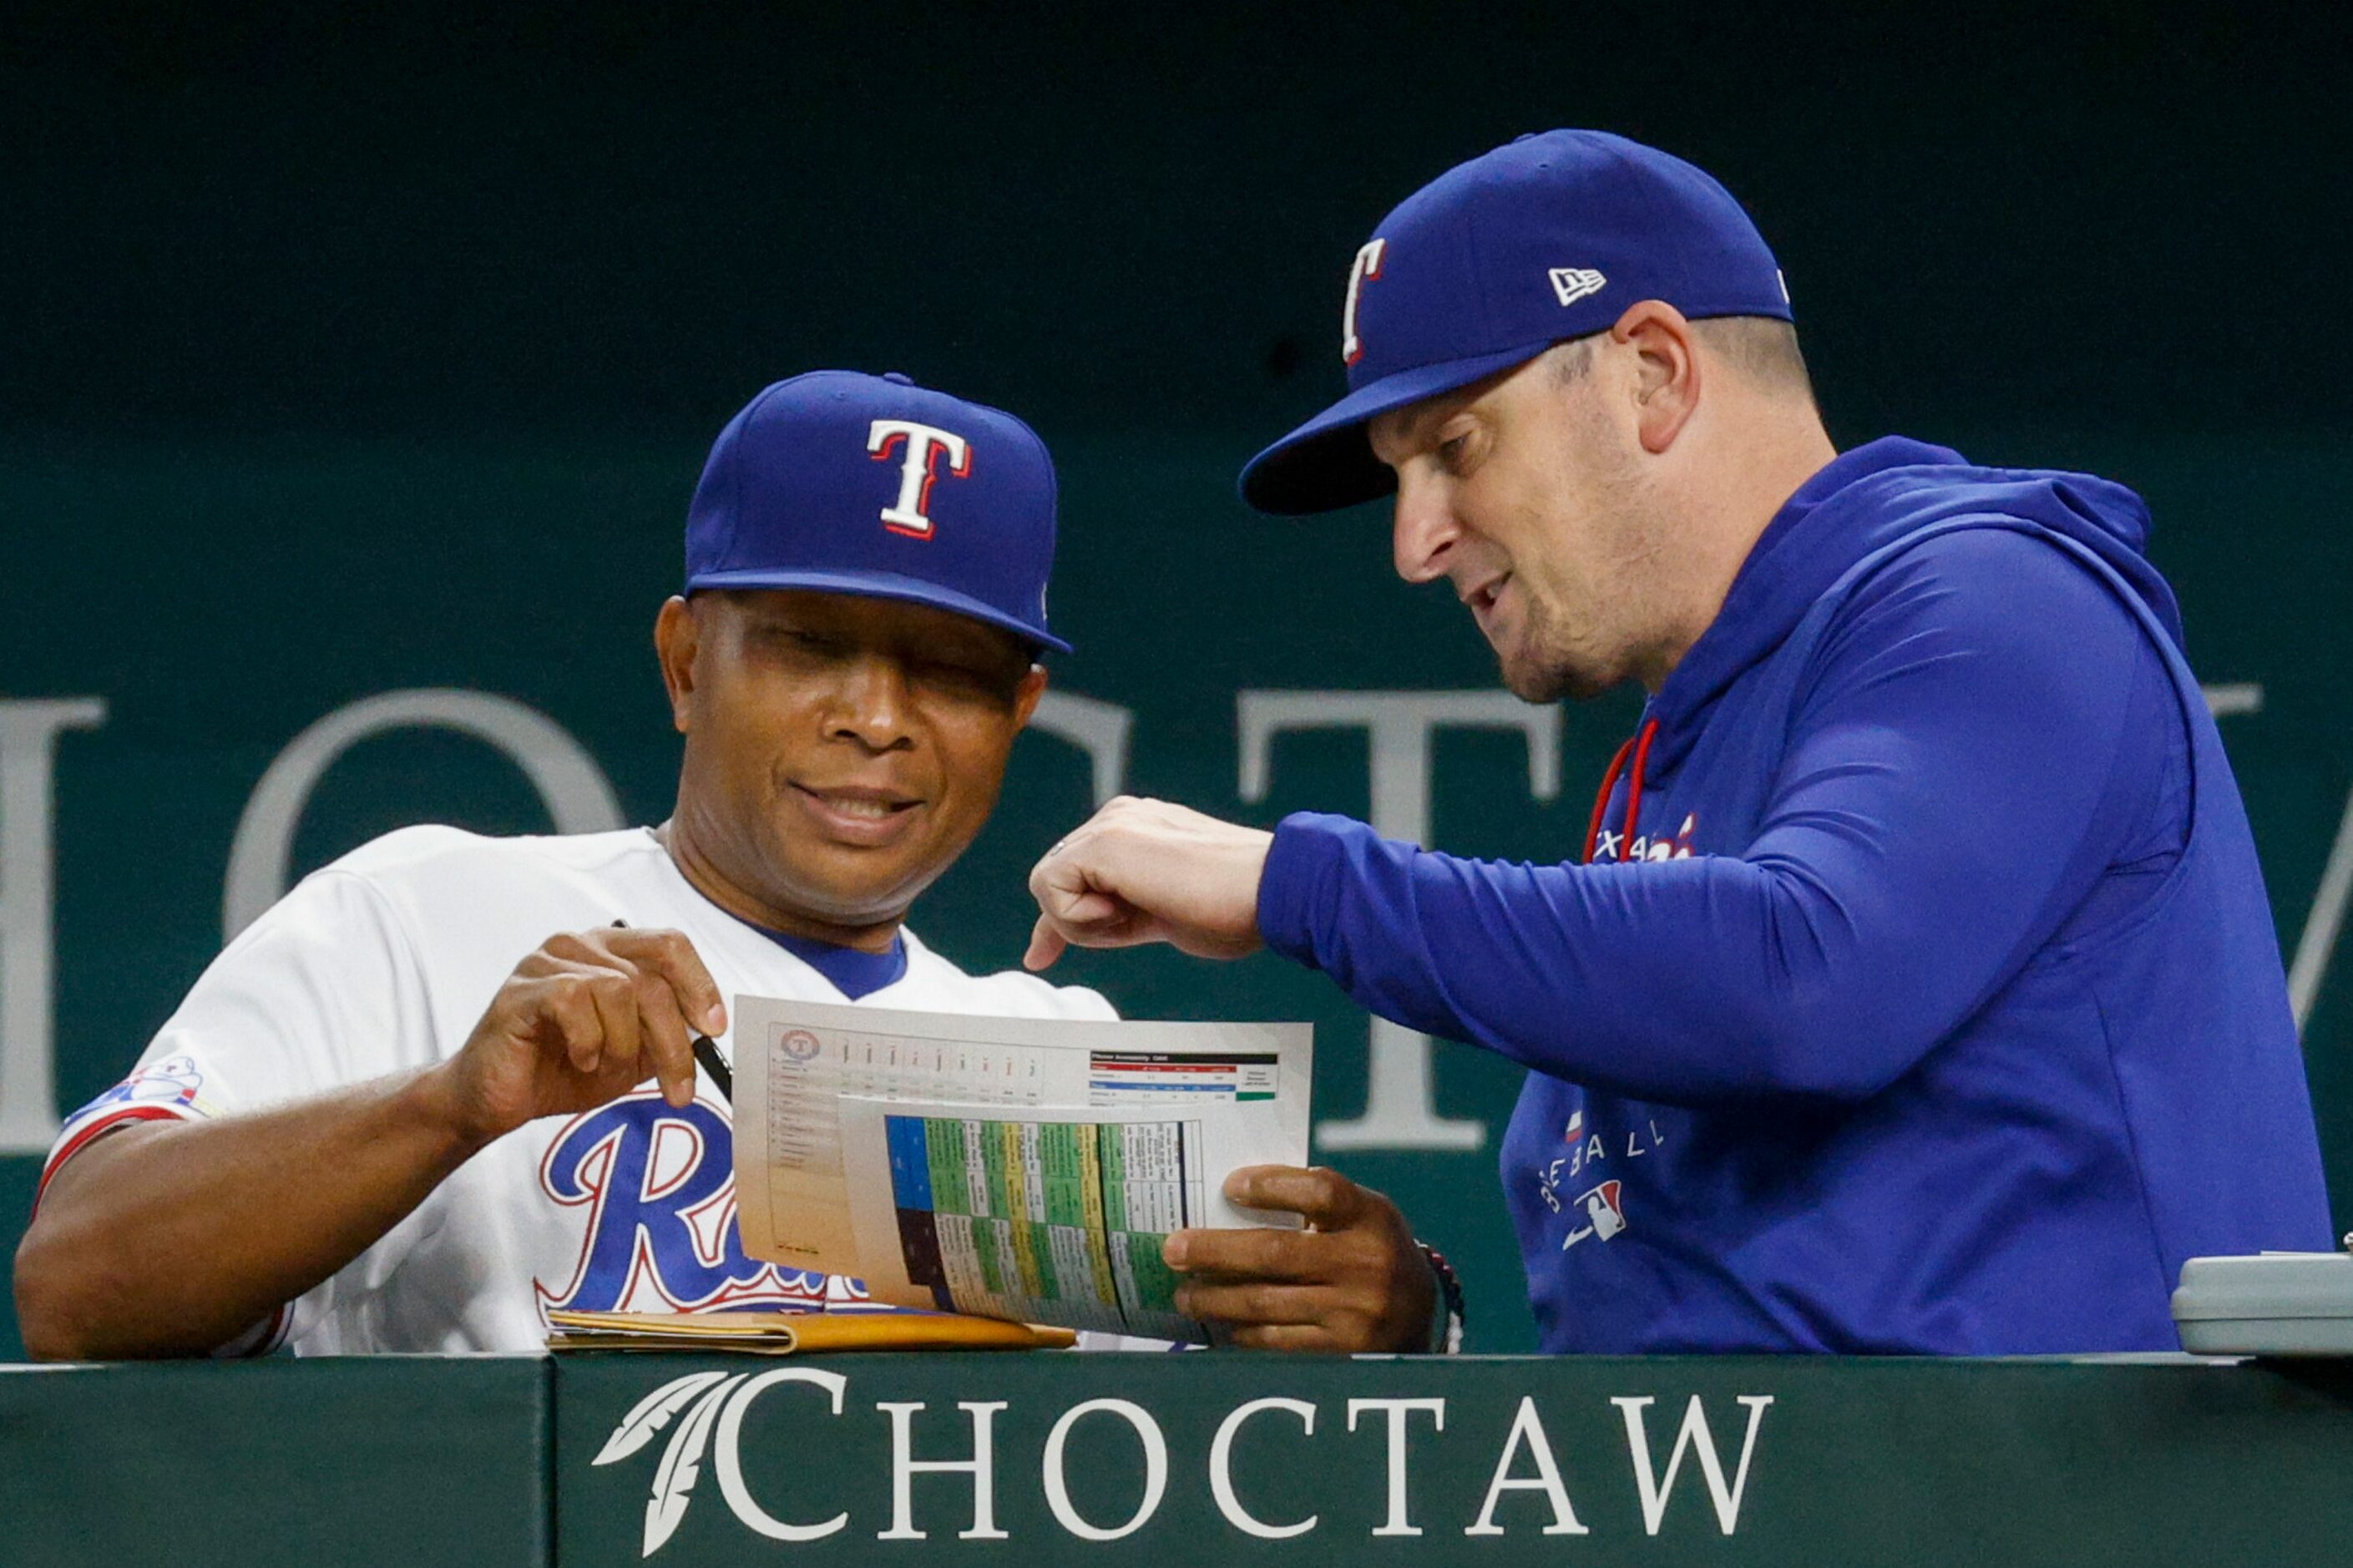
730;999;1313;1336
1087;1051;1278;1103
883;1114;1205;1341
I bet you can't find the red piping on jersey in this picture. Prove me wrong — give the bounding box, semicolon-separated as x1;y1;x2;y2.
1582;718;1661;863
31;1104;190;1211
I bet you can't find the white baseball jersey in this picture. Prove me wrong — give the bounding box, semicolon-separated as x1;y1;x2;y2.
41;826;1125;1355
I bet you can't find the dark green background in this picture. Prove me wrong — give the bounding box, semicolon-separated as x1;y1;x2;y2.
0;1356;550;1564
9;1353;2351;1564
549;1352;2353;1565
3;5;2348;1356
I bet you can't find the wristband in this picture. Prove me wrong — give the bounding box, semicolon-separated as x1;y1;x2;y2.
1416;1241;1466;1354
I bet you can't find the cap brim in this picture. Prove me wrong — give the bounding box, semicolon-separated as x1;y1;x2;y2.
685;568;1071;655
1237;341;1561;516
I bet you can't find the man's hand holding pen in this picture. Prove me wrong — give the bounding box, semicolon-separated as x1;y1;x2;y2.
423;926;729;1151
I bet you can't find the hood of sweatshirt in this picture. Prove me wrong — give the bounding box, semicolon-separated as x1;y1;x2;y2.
1638;436;2178;773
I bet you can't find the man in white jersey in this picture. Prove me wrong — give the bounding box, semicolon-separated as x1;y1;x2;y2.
13;370;1177;1356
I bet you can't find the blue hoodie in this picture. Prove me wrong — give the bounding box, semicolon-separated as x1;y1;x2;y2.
1257;437;2332;1354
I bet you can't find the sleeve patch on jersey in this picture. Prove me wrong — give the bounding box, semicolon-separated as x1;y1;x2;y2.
38;1055;216;1206
58;1055;211;1135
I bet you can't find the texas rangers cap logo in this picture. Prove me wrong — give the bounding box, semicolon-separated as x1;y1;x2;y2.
865;418;972;539
681;369;1070;653
1341;237;1386;365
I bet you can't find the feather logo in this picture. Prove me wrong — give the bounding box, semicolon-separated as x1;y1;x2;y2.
595;1365;856;1555
640;1373;748;1555
592;1371;731;1468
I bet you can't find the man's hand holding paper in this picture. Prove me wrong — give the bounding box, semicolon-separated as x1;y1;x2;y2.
1167;1165;1436;1353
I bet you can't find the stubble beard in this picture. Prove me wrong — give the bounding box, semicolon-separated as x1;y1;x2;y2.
1494;584;1613;704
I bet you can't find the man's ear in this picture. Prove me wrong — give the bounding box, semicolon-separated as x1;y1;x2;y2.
654;596;698;735
1612;300;1702;454
1013;664;1049;729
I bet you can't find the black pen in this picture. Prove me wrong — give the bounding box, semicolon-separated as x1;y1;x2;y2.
610;919;733;1105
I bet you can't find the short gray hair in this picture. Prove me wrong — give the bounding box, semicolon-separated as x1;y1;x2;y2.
1691;315;1816;404
1546;335;1600;386
1546;315;1814;407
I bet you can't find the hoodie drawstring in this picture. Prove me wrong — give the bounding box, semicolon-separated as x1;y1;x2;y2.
1582;718;1660;863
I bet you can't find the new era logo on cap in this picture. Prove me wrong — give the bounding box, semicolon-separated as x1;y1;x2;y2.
1548;267;1607;307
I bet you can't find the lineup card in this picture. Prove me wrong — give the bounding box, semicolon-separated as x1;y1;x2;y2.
849;1100;1221;1341
731;997;1311;1338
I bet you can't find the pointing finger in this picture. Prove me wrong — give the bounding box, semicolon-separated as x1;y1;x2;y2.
1023;914;1067;972
630;969;699;1108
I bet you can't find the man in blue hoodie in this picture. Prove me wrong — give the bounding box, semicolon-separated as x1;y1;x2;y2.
1023;130;2334;1356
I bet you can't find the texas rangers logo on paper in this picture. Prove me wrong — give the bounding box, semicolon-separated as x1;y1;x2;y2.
536;1091;833;1316
865;418;972;539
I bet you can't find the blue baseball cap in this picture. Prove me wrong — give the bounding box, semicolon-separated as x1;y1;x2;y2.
1239;130;1794;516
686;370;1069;654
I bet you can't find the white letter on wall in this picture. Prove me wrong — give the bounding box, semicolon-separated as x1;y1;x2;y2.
1240;690;1561;1150
2291;781;2353;1035
222;688;624;940
1464;1396;1586;1536
0;699;107;1154
714;1368;850;1542
1208;1397;1318;1540
1028;690;1133;807
1345;1396;1447;1537
874;1400;1008;1541
1613;1393;1774;1536
2194;684;2345;1037
1041;1398;1169;1542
